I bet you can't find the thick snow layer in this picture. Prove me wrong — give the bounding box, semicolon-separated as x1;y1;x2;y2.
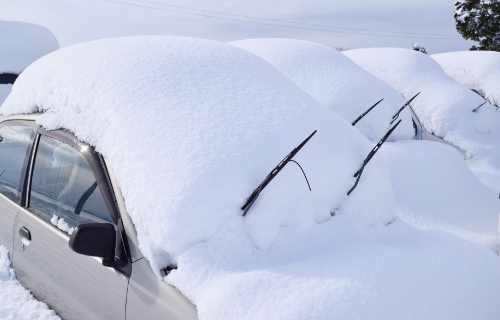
0;246;60;320
0;20;59;74
381;140;500;252
0;85;11;106
167;215;500;320
1;36;395;271
345;48;500;192
230;39;414;142
432;51;500;108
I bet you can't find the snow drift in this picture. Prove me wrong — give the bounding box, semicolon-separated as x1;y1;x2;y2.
345;48;500;192
0;246;60;320
381;140;500;252
432;51;500;108
1;36;395;271
230;39;414;142
0;20;59;105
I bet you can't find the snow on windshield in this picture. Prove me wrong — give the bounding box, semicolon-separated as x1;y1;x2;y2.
432;51;500;108
345;48;500;192
230;39;415;142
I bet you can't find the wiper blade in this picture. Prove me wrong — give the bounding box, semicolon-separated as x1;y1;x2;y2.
347;120;402;195
241;130;317;216
390;92;420;124
352;98;384;126
472;101;487;113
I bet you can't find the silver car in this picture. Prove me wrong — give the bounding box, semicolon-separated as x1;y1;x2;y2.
0;113;198;319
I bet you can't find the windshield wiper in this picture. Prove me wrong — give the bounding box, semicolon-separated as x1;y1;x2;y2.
347;120;402;195
352;98;384;126
241;130;317;216
390;92;420;124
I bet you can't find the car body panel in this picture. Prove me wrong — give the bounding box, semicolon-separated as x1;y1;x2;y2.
126;257;198;320
13;206;129;319
0;194;18;252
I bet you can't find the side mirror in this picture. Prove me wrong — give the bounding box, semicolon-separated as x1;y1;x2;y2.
69;223;116;262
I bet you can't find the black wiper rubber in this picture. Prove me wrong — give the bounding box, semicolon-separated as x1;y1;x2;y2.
352;98;384;126
347;120;402;196
241;130;317;216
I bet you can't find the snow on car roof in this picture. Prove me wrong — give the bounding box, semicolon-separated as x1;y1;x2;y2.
432;51;500;108
1;36;395;270
229;39;415;142
345;48;500;192
0;20;59;74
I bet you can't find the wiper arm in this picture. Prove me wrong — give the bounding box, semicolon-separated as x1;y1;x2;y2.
241;130;317;216
347;120;402;195
352;98;384;126
390;92;420;124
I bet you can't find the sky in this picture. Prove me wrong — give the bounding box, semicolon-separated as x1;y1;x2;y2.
0;0;475;54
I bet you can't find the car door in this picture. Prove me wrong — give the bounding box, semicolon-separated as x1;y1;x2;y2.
0;120;36;253
13;128;130;319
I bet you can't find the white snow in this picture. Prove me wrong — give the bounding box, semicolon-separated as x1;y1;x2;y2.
0;246;60;320
0;84;12;107
344;48;500;192
0;20;59;107
3;36;500;320
167;215;500;320
50;215;74;235
432;51;500;108
1;36;395;272
230;39;414;142
380;140;500;252
0;20;59;74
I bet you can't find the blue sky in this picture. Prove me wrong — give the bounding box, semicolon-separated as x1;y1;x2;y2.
0;0;474;53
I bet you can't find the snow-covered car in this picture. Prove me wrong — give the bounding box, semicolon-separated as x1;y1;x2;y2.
2;36;500;320
0;20;59;105
0;114;197;319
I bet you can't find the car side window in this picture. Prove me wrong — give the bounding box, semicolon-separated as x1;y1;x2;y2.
0;122;35;204
29;135;114;234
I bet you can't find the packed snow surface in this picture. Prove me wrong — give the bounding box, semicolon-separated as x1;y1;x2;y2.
0;246;60;320
230;39;414;141
0;20;59;74
167;215;500;320
1;36;396;272
0;20;59;106
345;48;500;192
432;51;500;108
381;140;500;251
0;85;11;107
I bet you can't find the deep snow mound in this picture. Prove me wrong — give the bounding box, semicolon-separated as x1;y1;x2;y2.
432;51;500;108
0;20;59;105
1;36;395;271
230;39;414;142
0;20;59;74
345;48;500;192
381;140;500;252
0;246;60;319
167;215;500;320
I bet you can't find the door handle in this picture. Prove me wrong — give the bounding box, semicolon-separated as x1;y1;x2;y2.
19;227;31;247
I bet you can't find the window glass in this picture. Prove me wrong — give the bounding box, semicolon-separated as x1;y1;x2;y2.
0;123;34;204
29;135;113;233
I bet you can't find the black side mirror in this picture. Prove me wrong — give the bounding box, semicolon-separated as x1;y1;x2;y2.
69;223;116;262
